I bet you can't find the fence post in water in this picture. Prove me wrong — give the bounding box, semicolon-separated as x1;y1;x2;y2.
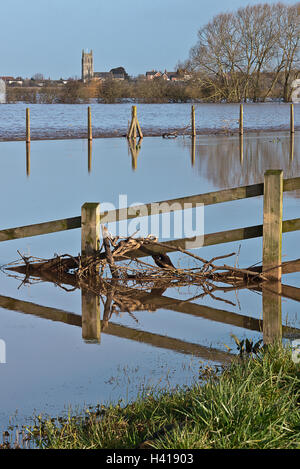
191;105;196;137
290;103;294;134
239;104;243;136
127;105;143;139
88;106;92;141
81;203;100;267
26;108;30;143
262;170;283;282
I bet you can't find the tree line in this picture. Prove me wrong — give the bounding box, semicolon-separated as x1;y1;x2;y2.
6;2;299;104
185;2;299;102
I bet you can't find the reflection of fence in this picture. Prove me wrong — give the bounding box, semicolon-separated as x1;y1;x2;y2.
1;171;300;349
0;171;299;280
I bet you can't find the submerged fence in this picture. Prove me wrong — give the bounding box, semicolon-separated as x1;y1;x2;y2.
21;103;297;142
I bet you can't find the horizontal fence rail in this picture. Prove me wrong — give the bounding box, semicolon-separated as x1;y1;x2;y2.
0;176;299;243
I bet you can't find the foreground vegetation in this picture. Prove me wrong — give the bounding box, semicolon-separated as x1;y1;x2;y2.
25;343;299;449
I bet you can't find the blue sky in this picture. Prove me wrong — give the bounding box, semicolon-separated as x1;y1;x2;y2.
0;0;294;79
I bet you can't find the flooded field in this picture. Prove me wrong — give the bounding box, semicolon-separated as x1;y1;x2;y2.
0;128;299;435
0;102;299;140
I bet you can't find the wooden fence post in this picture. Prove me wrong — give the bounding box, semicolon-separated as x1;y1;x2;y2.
191;105;196;137
239;103;243;136
88;106;92;141
127;105;143;139
290;103;294;134
26;108;30;143
81;203;100;267
262;170;283;282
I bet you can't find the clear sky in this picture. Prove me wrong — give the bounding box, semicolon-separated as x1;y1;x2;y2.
0;0;294;79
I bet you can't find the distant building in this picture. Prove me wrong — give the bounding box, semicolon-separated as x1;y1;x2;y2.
82;50;94;82
81;50;127;82
145;69;192;82
146;71;162;80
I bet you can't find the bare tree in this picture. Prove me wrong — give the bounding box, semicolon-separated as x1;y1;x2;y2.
188;2;299;102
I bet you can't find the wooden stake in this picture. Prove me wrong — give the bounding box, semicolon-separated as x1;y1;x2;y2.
88;106;92;141
290;103;294;134
262;170;283;282
81;203;100;267
26;108;30;143
127;105;143;139
239;103;243;136
191;105;196;137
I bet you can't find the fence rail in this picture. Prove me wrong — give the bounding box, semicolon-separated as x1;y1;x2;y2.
0;176;299;244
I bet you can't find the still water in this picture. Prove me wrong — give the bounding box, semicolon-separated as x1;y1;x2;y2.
0;102;299;140
0;130;299;434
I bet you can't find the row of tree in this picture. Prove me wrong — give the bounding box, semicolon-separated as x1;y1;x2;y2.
6;3;299;104
185;2;299;102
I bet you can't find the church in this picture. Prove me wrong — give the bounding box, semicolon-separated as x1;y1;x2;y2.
81;50;126;82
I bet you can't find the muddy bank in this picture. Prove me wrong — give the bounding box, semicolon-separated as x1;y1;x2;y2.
0;125;299;142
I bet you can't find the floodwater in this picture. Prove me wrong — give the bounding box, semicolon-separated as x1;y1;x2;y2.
0;102;299;140
0;124;299;436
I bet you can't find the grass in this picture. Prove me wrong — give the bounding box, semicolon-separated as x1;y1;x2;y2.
23;342;300;449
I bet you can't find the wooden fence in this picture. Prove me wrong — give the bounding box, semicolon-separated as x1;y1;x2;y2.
23;103;296;141
0;170;299;282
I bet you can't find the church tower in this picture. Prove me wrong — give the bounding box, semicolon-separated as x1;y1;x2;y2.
81;50;94;82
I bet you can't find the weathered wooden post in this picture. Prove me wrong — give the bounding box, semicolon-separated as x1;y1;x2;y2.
88;106;92;141
81;289;101;343
262;170;283;282
26;108;30;143
127;105;143;139
81;203;100;267
239;103;243;136
26;142;30;177
191;105;196;137
290;103;294;134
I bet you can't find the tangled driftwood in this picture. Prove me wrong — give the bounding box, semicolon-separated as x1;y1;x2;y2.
6;229;268;289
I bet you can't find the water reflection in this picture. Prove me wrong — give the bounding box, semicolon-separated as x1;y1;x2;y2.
290;133;294;163
88;140;92;173
182;132;300;188
81;289;100;343
262;285;282;344
128;138;142;171
26;142;30;177
2;265;299;353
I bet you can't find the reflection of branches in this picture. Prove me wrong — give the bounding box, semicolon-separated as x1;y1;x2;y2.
3;231;272;329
